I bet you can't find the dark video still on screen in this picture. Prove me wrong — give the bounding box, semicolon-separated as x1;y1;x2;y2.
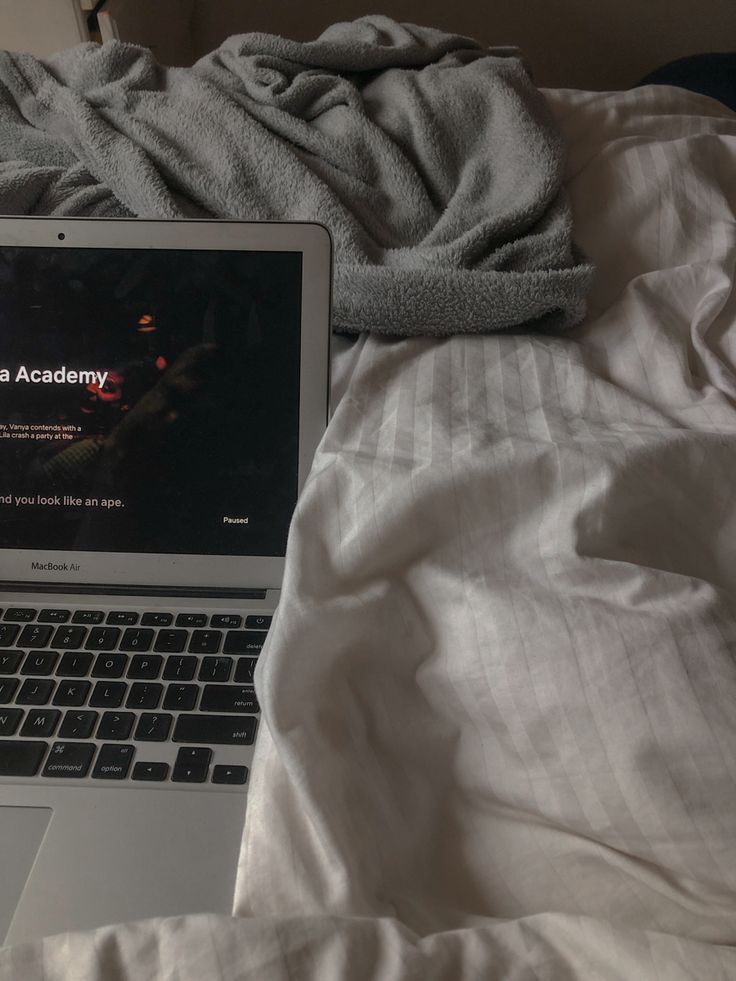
0;245;302;558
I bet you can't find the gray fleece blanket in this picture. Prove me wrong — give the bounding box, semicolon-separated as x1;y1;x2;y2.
0;16;592;335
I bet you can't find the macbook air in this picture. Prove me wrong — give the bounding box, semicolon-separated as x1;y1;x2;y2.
0;216;332;944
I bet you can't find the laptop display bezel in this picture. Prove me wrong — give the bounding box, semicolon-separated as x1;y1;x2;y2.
0;217;331;591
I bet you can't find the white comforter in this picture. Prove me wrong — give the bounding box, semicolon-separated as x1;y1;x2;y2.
2;85;735;979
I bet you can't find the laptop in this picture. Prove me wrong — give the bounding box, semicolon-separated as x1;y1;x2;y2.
0;217;332;945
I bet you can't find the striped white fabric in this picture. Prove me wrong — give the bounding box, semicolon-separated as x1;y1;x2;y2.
2;84;735;980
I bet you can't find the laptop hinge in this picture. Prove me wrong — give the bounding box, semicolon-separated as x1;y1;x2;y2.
0;582;269;600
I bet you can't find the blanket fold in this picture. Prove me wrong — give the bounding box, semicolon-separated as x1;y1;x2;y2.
0;16;591;335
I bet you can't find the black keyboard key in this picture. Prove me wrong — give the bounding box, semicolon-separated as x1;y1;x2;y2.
53;680;91;707
132;761;169;781
212;764;248;785
172;763;207;783
163;684;199;711
89;681;127;708
175;614;207;628
201;685;259;714
20;651;59;676
126;683;162;709
141;613;173;627
92;743;134;780
0;740;47;776
20;708;60;738
153;630;187;654
176;747;212;767
172;746;211;784
16;679;54;705
4;608;36;622
17;624;52;648
59;710;97;739
198;657;233;682
92;654;128;678
120;629;154;653
162;656;197;681
97;712;135;740
56;652;93;677
0;624;20;647
127;654;162;679
42;742;95;778
134;712;172;742
234;657;258;683
223;631;265;655
0;677;20;703
211;615;242;629
52;626;88;650
245;615;272;630
39;609;70;623
0;708;23;735
106;611;139;626
173;714;256;745
85;627;121;651
188;630;222;654
72;610;104;624
0;651;23;674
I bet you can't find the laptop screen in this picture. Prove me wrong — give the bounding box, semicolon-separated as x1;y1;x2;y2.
0;246;302;559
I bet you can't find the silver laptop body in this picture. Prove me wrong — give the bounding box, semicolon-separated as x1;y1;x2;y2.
0;217;331;945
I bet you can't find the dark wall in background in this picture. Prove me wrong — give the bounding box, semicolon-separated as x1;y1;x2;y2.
192;0;736;91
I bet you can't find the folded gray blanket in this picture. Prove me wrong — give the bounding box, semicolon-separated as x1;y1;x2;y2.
0;16;592;335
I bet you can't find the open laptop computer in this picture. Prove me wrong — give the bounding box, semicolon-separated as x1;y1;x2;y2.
0;216;332;945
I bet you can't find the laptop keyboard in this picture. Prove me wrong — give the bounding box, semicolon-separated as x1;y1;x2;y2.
0;606;269;787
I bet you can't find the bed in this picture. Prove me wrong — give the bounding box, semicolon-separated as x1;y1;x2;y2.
1;18;735;980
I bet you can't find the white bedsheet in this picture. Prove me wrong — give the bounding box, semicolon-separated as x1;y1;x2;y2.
2;85;736;979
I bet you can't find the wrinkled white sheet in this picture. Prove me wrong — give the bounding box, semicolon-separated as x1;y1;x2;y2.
2;85;736;979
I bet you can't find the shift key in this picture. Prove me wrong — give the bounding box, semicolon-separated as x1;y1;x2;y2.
173;714;256;745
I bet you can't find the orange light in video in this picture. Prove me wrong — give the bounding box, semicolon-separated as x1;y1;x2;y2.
86;371;123;404
137;313;156;333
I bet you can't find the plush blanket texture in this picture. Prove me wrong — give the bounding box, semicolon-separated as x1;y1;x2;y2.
0;16;591;335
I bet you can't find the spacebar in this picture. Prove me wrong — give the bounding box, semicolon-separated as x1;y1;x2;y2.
172;714;256;745
0;740;48;776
